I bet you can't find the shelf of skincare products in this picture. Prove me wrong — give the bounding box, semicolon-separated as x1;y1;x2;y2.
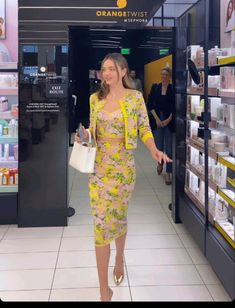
0;71;19;194
0;167;18;193
187;45;234;69
214;220;235;248
218;156;235;171
184;186;214;224
218;189;235;208
187;86;219;97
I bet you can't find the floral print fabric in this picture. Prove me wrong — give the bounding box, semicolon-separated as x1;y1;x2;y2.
89;109;136;246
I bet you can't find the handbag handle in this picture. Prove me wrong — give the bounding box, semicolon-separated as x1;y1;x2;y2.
85;129;92;145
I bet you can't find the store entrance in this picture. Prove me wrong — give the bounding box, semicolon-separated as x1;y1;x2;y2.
68;26;175;145
68;25;175;214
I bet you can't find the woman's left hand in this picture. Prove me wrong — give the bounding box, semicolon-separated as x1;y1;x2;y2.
151;149;172;164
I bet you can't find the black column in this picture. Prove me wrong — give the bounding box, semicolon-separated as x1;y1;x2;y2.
18;45;68;227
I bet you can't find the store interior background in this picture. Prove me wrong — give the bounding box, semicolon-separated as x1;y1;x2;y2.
0;0;234;301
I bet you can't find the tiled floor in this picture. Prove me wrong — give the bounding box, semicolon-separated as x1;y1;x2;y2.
0;143;232;302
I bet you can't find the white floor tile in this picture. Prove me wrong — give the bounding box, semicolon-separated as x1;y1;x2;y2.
60;237;94;251
50;287;100;301
50;286;131;302
172;223;190;235
127;265;204;286
0;238;61;253
196;265;221;284
63;225;93;238
4;227;63;239
130;196;161;206
57;251;97;268
131;285;213;301
0;252;57;270
178;233;198;248
128;223;175;235
53;267;128;289
186;247;208;265
206;284;232;301
68;214;93;226
128;204;163;214
0;227;8;240
0;269;54;291
126;235;183;249
125;249;192;266
0;290;50;302
128;213;169;224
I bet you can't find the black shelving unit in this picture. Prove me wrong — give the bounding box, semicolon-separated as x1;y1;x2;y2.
174;0;235;300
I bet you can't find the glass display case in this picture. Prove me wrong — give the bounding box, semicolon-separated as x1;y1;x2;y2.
0;72;18;193
185;45;235;249
0;0;18;223
174;0;234;300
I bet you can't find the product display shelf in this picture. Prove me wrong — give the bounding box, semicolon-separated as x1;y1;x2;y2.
187;86;218;97
0;88;18;96
184;187;214;224
187;137;218;160
218;156;235;171
0;111;18;120
0;68;19;224
214;221;235;249
186;162;218;192
0;186;17;193
0;137;18;144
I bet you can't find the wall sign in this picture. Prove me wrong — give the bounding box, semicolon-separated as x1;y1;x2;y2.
46;84;68;98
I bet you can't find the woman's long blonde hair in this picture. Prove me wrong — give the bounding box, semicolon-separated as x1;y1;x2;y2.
97;53;134;100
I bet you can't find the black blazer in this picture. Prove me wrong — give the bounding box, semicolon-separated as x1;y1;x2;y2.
147;83;175;132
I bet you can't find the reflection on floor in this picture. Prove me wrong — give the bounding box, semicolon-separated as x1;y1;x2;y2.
0;143;231;302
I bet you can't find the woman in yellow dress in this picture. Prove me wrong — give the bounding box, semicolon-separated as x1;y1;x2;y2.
75;53;171;301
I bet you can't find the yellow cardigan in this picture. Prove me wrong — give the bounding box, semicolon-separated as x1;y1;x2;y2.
89;90;153;149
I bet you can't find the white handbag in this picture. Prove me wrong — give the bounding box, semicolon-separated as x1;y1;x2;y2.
69;129;96;173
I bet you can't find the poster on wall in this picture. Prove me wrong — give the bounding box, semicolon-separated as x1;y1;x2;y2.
0;0;6;39
225;0;235;32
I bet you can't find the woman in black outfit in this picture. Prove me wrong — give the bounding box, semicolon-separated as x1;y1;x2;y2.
148;67;174;185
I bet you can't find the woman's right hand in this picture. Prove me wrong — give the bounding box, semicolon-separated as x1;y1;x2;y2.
75;125;89;143
156;118;163;128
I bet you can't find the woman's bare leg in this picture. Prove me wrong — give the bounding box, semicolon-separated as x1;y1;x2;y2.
95;244;113;301
114;232;126;278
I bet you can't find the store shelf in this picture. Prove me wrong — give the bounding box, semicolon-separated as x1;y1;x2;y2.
227;177;235;188
0;111;18;120
217;56;235;66
0;137;18;144
0;88;18;96
218;155;235;171
0;63;18;70
187;137;218;160
184;187;214;224
187;86;218;96
218;90;235;99
0;158;18;168
186;162;218;192
0;186;18;193
214;221;235;249
218;188;235;208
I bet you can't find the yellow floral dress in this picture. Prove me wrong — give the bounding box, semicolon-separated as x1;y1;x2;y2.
89;108;136;246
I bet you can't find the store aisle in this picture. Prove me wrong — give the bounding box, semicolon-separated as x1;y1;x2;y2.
0;143;231;302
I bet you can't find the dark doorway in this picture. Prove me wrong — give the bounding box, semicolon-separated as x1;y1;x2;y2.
68;26;175;145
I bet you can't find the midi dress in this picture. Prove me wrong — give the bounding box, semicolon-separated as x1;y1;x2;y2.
89;107;136;246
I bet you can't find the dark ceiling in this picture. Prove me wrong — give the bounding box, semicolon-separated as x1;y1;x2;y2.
18;0;166;44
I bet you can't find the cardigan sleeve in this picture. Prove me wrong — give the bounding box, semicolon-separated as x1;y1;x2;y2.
136;91;154;143
88;93;96;137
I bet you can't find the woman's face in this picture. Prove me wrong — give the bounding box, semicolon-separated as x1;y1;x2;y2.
101;59;126;86
228;1;233;17
161;70;170;83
